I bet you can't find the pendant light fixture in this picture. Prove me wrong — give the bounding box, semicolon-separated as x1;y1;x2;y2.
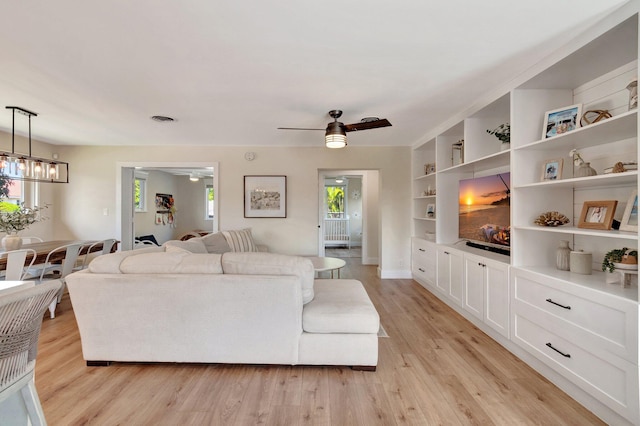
2;106;69;183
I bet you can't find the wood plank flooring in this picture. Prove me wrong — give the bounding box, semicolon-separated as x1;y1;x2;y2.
35;258;605;425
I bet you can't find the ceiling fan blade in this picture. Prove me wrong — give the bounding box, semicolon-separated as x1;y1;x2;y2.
277;127;325;131
344;118;392;132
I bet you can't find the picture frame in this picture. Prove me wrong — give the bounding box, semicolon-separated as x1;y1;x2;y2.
426;203;435;218
620;190;638;232
541;158;563;181
542;104;582;139
244;175;287;218
577;200;618;230
155;193;173;212
424;163;436;175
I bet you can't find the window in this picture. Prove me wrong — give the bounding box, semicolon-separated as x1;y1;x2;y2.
0;170;25;211
134;175;147;212
325;186;346;218
205;185;214;219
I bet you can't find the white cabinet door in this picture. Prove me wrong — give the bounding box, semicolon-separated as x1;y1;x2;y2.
448;250;464;307
484;259;509;338
437;247;465;307
463;254;485;321
436;247;451;295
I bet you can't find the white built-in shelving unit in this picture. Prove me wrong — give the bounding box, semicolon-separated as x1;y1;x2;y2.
411;4;640;425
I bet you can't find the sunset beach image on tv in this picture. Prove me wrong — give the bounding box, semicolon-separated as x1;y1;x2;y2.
459;173;510;247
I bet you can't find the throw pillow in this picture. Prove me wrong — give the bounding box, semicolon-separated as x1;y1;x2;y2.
163;239;208;253
221;228;258;252
200;232;232;254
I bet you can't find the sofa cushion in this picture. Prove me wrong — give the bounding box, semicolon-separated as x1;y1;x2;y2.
164;239;208;253
88;246;164;274
303;279;379;334
199;232;232;254
221;252;314;304
221;228;259;252
120;252;223;274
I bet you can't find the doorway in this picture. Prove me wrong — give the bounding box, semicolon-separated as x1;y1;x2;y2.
117;161;219;250
318;169;379;265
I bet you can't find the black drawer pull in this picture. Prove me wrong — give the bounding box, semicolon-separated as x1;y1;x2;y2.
419;248;426;252
418;268;425;272
546;343;571;358
444;251;450;255
546;299;571;310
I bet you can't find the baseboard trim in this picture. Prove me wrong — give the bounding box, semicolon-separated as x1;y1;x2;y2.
377;268;412;279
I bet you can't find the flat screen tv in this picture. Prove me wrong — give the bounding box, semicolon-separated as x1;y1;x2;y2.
459;172;510;252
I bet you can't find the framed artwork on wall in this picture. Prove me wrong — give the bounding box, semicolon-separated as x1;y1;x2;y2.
244;175;287;218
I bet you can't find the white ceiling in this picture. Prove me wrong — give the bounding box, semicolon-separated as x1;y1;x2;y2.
0;1;629;149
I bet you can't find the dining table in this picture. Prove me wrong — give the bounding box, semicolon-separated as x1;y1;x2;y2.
0;240;118;271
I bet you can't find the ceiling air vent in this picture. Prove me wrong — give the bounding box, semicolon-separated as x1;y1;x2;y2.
151;115;175;122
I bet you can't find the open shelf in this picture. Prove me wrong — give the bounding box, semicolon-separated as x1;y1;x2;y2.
515;225;639;240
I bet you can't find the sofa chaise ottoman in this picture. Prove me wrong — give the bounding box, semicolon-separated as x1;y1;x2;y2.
66;248;380;370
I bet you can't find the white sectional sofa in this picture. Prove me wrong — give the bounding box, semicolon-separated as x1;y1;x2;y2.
66;247;380;370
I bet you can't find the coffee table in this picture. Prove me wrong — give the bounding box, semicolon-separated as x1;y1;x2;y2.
307;256;346;278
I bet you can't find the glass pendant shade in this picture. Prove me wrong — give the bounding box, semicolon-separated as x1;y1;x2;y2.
1;106;69;183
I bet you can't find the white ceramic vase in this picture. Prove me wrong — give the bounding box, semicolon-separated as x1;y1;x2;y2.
576;162;597;177
556;240;571;271
2;234;22;251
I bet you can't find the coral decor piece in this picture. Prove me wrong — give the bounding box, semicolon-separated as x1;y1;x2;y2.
534;211;570;227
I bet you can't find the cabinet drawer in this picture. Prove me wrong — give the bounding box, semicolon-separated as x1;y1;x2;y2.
513;314;639;422
412;238;436;286
412;239;434;260
512;270;637;362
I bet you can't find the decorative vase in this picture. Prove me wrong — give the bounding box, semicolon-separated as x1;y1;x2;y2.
576;162;597;177
2;234;22;251
556;240;571;271
500;142;510;151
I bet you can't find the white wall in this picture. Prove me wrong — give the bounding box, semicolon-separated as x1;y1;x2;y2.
173;176;215;238
32;144;410;277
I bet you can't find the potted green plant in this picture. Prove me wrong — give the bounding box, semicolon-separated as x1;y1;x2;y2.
602;247;638;272
486;123;510;151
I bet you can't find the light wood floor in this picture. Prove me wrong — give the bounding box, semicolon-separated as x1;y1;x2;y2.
35;259;605;425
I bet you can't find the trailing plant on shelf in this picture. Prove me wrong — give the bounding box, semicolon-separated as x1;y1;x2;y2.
602;247;638;272
486;123;510;144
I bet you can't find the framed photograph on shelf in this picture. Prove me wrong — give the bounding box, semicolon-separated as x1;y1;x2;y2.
620;190;638;232
577;200;618;230
542;104;582;139
426;204;435;218
244;175;287;218
541;158;563;181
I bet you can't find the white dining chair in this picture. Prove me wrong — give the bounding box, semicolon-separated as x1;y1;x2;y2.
78;238;117;270
25;243;83;318
0;280;62;426
0;248;37;281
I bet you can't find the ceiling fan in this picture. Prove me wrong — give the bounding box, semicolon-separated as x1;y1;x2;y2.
278;109;392;148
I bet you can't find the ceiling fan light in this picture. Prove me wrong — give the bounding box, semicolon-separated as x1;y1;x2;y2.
325;134;347;148
325;121;347;148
